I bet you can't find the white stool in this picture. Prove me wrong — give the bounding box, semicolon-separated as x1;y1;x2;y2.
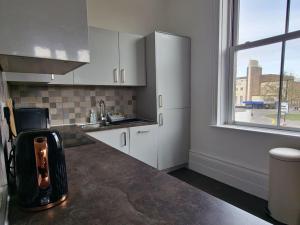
268;148;300;225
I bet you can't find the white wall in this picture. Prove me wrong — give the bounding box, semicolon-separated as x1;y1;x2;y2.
164;0;300;199
87;0;167;35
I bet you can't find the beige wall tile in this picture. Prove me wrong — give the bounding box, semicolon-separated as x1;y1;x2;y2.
9;85;137;126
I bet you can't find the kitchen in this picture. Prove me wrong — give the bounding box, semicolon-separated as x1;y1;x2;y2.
0;0;300;225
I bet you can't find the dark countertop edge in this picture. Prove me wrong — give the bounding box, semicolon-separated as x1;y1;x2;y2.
52;121;157;133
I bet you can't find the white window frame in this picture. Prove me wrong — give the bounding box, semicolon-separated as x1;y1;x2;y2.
220;0;300;132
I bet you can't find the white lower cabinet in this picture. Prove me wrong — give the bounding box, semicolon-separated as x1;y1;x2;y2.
87;125;158;168
87;128;129;154
129;125;158;168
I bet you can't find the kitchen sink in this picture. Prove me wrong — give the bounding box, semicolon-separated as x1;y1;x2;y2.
80;123;113;130
109;118;149;125
80;118;152;131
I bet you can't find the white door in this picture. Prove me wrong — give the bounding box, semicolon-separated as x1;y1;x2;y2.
74;27;119;85
87;128;129;154
157;108;190;170
49;72;74;85
119;32;146;86
129;125;158;168
155;32;190;109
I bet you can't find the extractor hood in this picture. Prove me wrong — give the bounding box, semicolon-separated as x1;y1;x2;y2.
0;0;90;75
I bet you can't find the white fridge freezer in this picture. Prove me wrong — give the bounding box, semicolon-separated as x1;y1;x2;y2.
137;31;191;170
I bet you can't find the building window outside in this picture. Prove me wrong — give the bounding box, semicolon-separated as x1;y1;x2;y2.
230;0;300;130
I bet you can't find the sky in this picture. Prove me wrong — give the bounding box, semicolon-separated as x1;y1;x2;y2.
236;0;300;78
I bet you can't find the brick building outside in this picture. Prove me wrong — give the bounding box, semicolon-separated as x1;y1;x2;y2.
235;60;300;111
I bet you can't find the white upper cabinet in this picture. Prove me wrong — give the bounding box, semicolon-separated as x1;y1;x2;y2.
49;72;74;85
155;32;190;109
5;27;146;86
119;33;146;86
5;72;74;84
5;72;52;83
0;0;89;74
74;28;146;86
74;27;119;85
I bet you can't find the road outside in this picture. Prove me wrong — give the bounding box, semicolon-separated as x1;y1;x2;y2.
235;108;300;128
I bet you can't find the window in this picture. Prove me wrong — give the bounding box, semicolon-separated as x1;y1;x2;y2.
229;0;300;130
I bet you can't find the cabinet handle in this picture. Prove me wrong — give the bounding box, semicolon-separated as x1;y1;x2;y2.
121;69;125;83
113;68;119;83
51;74;55;80
158;95;163;108
159;113;163;126
122;132;127;146
137;130;150;134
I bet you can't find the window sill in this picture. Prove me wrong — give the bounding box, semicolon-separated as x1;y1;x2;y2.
210;124;300;138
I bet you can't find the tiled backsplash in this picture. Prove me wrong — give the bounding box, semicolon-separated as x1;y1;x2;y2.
9;85;137;126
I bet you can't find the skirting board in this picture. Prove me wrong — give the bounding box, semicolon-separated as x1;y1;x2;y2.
188;150;269;200
161;163;188;173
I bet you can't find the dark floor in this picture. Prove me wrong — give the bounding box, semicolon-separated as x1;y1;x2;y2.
169;168;284;225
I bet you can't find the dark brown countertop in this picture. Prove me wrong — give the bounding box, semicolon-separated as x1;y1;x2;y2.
8;128;270;225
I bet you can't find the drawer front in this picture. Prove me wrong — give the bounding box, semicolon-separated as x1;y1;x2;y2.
87;128;129;154
129;125;158;168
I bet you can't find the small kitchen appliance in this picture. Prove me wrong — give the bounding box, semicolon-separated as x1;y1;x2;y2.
3;107;50;188
14;108;49;134
14;129;68;210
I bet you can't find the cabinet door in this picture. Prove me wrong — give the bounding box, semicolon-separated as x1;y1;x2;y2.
74;27;119;85
0;0;89;74
119;32;146;86
87;128;129;154
155;32;190;109
129;125;158;168
157;108;190;170
5;72;52;83
49;72;74;85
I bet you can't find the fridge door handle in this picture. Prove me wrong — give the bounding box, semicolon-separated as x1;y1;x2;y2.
158;95;163;108
159;113;163;126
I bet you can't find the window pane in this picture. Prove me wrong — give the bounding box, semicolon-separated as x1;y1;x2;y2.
234;43;282;126
280;39;300;128
289;0;300;32
237;0;286;44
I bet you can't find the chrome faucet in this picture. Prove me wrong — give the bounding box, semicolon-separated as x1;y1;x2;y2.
98;99;106;123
